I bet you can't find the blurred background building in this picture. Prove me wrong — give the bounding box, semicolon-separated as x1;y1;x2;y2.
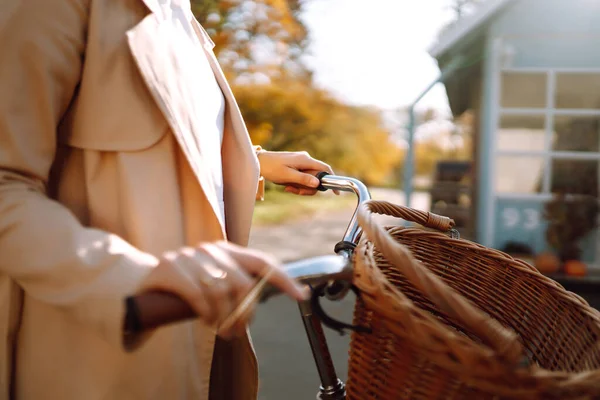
429;0;600;269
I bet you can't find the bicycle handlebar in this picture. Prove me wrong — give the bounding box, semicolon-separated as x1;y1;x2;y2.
123;174;370;339
316;173;371;245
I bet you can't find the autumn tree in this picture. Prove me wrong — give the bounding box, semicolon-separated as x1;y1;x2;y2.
191;0;310;80
191;1;403;186
233;78;402;186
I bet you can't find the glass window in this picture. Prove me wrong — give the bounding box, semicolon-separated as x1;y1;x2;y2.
551;159;599;197
497;114;546;152
500;72;547;108
555;73;600;109
495;155;545;194
552;115;600;152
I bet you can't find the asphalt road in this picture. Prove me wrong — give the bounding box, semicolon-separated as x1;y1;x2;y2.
248;189;430;399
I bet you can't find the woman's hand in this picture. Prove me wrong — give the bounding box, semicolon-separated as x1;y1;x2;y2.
257;150;335;196
140;241;308;339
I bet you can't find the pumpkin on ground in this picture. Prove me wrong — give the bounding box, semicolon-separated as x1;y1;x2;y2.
534;252;561;275
564;259;587;277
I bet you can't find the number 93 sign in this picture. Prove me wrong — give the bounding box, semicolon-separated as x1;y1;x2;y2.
501;207;540;231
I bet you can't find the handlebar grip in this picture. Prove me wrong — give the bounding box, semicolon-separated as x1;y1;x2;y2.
125;291;196;335
315;171;330;192
124;253;352;335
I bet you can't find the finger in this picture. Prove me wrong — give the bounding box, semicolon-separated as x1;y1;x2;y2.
182;247;253;328
298;188;318;196
301;166;339;196
158;252;212;322
196;244;258;334
198;244;254;302
177;249;227;325
291;153;334;176
285;185;317;196
284;186;300;195
211;280;234;329
281;168;321;189
218;262;271;339
216;275;261;340
285;167;340;196
216;242;308;301
219;304;255;340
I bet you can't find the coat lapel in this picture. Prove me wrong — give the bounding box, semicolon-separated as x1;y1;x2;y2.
121;2;260;397
125;3;259;246
191;21;260;246
126;10;226;236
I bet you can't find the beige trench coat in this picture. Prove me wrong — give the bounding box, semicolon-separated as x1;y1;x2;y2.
0;0;264;398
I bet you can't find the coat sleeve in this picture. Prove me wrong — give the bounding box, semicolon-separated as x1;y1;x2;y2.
0;0;158;349
253;146;265;201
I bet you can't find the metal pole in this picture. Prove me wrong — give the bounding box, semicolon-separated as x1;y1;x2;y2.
404;106;417;210
403;55;466;210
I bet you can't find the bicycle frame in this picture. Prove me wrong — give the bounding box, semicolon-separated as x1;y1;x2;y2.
294;175;371;400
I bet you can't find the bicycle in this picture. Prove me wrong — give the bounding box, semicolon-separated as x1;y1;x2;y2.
124;173;600;399
124;173;370;400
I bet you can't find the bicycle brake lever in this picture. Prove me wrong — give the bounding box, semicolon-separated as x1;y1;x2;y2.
311;283;372;335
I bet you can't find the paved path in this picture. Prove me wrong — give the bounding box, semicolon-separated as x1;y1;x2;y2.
247;189;429;399
249;188;430;262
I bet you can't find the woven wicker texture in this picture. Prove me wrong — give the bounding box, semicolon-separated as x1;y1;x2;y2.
345;200;600;399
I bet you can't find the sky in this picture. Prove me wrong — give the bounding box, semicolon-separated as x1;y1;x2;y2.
300;0;459;115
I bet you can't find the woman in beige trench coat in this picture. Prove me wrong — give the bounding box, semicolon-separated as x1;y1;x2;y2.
0;0;334;399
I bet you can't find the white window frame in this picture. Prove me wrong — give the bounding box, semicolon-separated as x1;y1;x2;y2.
490;66;600;264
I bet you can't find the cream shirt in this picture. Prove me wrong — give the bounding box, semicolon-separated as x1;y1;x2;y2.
158;0;227;225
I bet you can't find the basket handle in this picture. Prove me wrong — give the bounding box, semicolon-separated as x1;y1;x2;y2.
357;200;523;365
364;201;456;232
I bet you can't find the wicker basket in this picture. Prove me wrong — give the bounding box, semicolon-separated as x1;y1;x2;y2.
345;200;600;399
